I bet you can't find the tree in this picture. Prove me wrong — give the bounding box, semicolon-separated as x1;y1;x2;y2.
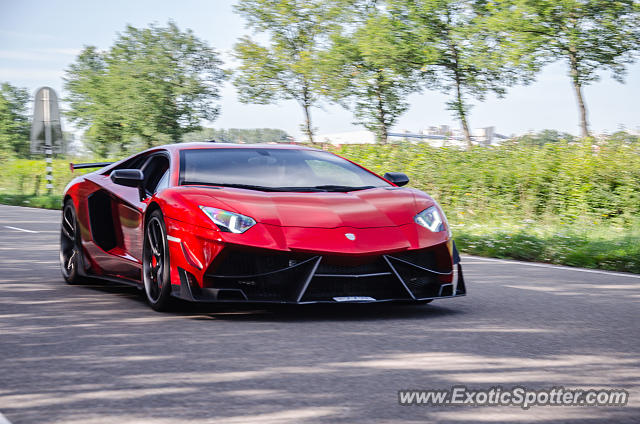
64;47;120;156
233;0;343;143
390;0;533;147
64;22;225;155
321;4;421;143
502;0;640;138
0;82;31;157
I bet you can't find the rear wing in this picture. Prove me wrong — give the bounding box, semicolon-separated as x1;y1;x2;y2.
69;162;113;172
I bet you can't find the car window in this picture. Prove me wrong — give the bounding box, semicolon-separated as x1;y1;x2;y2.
180;148;390;191
154;169;170;193
109;154;148;172
142;154;170;194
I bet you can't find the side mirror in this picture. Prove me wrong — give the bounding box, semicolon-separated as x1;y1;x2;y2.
384;172;409;187
111;169;146;200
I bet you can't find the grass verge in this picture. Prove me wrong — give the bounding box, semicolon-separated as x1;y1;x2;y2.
0;194;63;210
453;220;640;273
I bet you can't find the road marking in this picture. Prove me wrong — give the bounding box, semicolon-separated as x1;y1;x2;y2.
0;412;13;424
4;225;38;233
463;255;640;279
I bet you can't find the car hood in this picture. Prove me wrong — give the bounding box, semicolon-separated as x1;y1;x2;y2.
176;186;425;229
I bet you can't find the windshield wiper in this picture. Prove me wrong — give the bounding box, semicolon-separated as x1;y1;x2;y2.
182;182;376;193
182;182;288;192
309;185;376;192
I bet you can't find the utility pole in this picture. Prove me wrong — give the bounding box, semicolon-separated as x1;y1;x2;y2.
42;88;53;194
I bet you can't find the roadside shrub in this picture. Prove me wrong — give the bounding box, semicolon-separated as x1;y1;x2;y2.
334;136;640;227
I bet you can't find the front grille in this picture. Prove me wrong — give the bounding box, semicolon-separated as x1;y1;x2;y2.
203;244;454;302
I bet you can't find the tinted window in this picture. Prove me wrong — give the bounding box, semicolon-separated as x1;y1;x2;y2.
142;155;170;194
180;148;390;191
154;170;170;193
109;154;148;172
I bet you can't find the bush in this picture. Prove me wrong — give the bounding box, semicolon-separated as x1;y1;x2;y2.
0;194;63;210
334;134;640;272
334;136;640;226
0;157;99;197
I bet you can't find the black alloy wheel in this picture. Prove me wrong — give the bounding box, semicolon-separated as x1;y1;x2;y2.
60;200;83;284
143;209;173;311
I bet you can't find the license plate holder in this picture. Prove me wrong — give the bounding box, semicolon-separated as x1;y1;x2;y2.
333;296;376;302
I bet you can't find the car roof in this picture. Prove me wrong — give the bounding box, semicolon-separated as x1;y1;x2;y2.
163;142;321;153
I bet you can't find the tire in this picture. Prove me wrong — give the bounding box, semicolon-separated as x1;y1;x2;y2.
143;209;173;311
60;200;84;284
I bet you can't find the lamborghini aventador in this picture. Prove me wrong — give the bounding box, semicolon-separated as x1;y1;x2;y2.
60;143;465;311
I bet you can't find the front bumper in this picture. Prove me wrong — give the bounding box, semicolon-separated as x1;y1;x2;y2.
171;242;466;304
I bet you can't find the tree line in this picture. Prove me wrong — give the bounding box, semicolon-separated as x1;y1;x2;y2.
182;127;292;143
233;0;639;145
1;0;638;156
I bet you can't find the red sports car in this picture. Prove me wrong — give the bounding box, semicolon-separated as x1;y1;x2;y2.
61;143;465;311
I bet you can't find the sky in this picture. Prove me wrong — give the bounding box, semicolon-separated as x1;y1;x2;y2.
1;0;639;140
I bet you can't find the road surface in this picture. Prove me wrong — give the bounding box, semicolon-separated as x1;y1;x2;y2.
0;204;638;423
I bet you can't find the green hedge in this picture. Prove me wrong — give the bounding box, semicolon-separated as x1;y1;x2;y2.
334;140;640;225
0;194;63;210
334;139;640;273
0;158;97;198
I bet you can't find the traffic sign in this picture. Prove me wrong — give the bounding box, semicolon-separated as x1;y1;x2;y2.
30;87;64;154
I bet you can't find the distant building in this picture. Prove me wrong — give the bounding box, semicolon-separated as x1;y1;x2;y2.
317;130;377;145
471;127;495;146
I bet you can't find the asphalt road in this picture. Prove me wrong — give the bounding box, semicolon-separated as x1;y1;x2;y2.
0;204;638;424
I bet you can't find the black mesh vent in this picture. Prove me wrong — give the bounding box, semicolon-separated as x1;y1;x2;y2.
390;248;439;270
387;257;442;299
208;248;312;277
205;258;317;301
88;190;117;251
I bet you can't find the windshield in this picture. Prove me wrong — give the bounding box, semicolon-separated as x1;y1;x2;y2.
179;148;391;192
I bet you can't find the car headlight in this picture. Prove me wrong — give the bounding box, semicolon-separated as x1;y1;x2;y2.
415;205;447;233
199;206;256;234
